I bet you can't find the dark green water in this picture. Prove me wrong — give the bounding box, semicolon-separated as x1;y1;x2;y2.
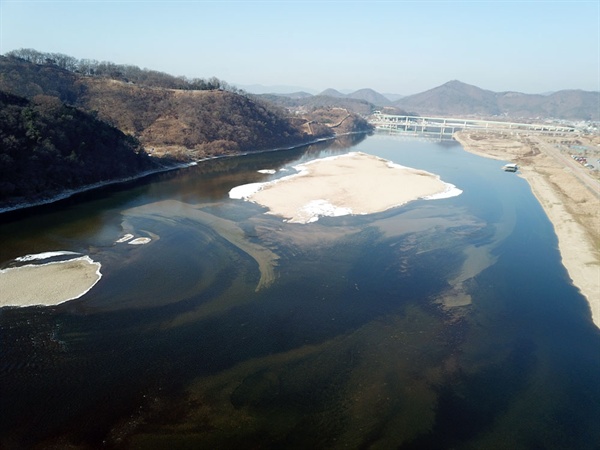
1;133;599;449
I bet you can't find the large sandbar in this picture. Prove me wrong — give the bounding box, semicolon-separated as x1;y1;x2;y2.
230;152;461;223
0;256;102;307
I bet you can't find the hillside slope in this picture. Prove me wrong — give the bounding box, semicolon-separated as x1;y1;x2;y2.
78;78;312;159
0;54;373;161
0;90;157;208
257;93;379;116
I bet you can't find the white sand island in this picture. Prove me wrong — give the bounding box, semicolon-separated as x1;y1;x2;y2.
0;254;102;307
230;152;461;223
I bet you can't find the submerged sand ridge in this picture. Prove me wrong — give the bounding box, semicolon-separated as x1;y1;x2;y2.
230;152;462;223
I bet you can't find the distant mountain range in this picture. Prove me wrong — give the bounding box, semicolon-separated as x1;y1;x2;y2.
392;80;599;121
235;84;318;95
319;88;396;107
259;81;599;121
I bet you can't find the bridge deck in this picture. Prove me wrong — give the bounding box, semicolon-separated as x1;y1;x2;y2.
370;113;577;134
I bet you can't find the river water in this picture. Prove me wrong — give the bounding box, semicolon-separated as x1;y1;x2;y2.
1;133;599;449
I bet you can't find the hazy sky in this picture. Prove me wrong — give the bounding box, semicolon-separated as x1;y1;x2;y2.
1;1;598;95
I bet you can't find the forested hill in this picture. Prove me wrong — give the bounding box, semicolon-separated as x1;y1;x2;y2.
0;90;158;209
78;79;311;159
0;51;372;162
0;54;306;161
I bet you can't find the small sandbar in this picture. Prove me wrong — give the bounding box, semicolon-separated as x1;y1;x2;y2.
0;256;102;307
128;237;152;245
257;169;277;174
116;234;134;243
230;152;461;224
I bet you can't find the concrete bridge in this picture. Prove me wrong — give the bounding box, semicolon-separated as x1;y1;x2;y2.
369;112;578;137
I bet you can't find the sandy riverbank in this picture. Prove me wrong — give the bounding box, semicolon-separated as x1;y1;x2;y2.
230;152;461;224
454;130;600;328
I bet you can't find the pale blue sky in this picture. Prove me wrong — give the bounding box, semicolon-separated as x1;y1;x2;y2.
1;1;598;95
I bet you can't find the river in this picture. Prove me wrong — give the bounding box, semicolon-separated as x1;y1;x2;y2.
1;133;599;449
